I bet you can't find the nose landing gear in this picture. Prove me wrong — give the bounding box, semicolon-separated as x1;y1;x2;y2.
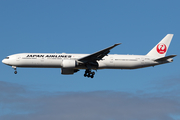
12;66;17;74
84;69;95;78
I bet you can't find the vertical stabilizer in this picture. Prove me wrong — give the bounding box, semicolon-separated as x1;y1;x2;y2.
146;34;174;58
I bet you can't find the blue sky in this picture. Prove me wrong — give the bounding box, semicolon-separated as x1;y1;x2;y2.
0;0;180;120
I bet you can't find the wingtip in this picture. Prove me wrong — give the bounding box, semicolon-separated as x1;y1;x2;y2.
115;43;121;46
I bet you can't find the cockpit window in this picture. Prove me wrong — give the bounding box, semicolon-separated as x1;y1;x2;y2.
5;57;9;59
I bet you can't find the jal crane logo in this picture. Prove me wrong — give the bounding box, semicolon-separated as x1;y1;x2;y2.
156;43;167;54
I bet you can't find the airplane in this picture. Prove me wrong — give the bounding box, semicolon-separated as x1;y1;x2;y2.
2;34;176;78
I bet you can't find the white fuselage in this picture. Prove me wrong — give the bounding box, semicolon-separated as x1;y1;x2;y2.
2;34;175;77
2;53;171;70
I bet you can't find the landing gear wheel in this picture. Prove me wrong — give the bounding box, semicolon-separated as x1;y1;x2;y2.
12;66;17;74
87;73;91;78
92;72;95;75
84;69;95;78
91;75;94;78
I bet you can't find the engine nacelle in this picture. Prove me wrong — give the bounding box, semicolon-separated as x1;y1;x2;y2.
61;68;79;75
62;59;76;68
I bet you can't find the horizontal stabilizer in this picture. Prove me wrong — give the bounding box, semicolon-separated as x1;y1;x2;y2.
155;55;177;61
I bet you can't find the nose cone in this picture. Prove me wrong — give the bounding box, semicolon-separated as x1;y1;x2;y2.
2;59;8;65
2;59;5;63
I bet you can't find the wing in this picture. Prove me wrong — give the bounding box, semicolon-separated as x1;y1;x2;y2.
78;43;121;62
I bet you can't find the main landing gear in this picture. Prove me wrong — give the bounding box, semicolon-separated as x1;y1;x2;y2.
12;66;17;74
84;69;95;78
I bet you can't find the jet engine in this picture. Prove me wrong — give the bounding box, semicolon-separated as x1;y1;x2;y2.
61;68;79;75
61;60;79;75
62;59;77;68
